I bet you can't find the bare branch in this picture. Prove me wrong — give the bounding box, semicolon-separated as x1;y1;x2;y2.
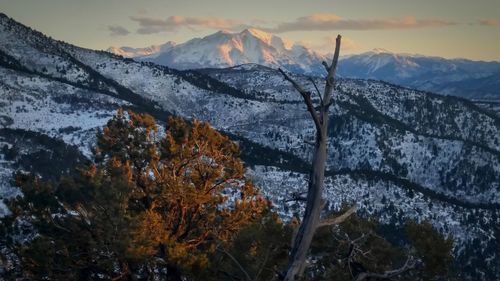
326;35;341;86
353;256;418;281
317;205;357;228
279;68;322;131
314;101;333;112
322;61;330;73
308;77;323;105
255;247;272;281
283;35;342;281
323;35;341;104
324;100;333;109
351;231;373;244
216;244;253;281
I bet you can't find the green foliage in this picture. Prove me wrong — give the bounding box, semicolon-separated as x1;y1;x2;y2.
211;213;292;281
405;220;454;279
1;110;269;280
308;210;402;280
7;161;136;280
304;207;454;281
0;128;88;182
0;110;455;281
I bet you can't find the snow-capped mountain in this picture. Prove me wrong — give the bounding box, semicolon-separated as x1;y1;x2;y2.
109;28;327;74
106;41;176;58
338;49;500;100
1;13;500;280
108;32;500;100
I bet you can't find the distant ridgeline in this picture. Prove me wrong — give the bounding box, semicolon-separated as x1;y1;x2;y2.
108;29;500;101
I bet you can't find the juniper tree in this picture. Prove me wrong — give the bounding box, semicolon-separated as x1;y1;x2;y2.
2;110;269;280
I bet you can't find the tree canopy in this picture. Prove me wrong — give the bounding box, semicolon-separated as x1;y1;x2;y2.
2;110;269;280
0;110;454;281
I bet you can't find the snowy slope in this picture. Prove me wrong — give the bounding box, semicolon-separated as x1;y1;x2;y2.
338;49;500;100
1;13;499;279
106;41;176;58
109;30;500;100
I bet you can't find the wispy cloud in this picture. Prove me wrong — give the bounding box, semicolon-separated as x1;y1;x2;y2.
263;13;456;33
478;19;499;26
108;25;131;36
130;16;242;34
300;36;360;55
125;13;471;36
329;36;359;51
137;8;148;15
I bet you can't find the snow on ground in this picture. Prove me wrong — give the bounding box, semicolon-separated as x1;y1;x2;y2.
249;164;498;251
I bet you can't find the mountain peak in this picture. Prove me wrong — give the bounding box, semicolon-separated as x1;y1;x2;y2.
240;28;296;51
372;48;392;54
107;41;176;58
214;30;232;35
106;28;326;74
241;28;273;41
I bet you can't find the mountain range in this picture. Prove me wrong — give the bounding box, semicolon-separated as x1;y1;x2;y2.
0;13;499;280
127;28;326;75
108;29;500;101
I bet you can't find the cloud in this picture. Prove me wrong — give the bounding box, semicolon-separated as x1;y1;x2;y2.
137;8;148;15
264;13;456;33
130;15;242;34
478;19;499;26
301;36;360;55
326;36;359;51
126;13;458;36
108;25;131;36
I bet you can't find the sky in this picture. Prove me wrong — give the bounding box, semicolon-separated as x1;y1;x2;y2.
1;0;500;61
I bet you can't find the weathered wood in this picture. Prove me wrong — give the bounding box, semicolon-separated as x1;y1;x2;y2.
282;35;342;281
278;68;322;132
317;205;357;228
308;77;323;105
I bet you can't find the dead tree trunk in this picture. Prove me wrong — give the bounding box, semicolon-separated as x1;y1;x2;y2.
280;35;343;281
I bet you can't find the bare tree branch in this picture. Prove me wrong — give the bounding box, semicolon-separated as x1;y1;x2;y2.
322;35;341;105
322;61;330;73
282;34;342;281
324;100;333;109
353;256;418;281
317;205;357;228
278;68;322;132
308;77;323;105
314;101;333;112
216;244;253;281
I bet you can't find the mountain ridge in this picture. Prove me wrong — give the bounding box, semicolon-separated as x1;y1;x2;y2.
109;27;327;74
106;41;176;58
107;28;500;100
0;12;499;279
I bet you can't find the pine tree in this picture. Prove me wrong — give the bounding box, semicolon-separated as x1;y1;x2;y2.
212;213;293;281
305;209;454;281
2;110;269;280
0;110;454;281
